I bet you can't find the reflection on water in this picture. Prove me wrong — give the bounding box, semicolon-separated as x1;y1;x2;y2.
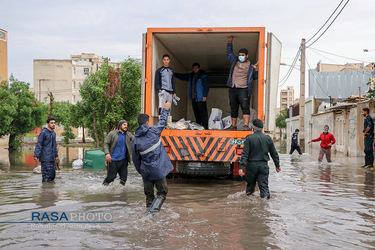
0;146;86;170
36;182;58;208
0;146;374;249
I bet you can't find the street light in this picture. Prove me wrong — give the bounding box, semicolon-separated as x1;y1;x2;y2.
280;62;300;71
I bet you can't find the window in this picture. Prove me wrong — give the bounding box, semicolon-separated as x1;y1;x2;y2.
73;67;76;74
73;81;76;88
73;95;76;102
84;68;89;75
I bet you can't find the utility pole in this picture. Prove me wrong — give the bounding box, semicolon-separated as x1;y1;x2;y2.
299;39;306;152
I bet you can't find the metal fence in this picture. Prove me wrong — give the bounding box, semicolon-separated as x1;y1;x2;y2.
309;69;375;99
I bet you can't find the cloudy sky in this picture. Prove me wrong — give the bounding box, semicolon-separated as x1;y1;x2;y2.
1;0;374;103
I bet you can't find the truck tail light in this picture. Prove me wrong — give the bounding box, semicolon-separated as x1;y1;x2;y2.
236;147;243;155
164;145;171;153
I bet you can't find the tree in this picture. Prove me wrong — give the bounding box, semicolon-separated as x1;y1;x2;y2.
275;109;288;140
79;58;141;148
0;76;47;150
51;100;76;144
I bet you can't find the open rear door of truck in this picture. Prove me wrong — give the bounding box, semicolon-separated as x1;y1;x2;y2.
264;33;282;133
141;33;147;113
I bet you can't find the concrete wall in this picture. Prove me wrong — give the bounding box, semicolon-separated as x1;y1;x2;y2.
34;60;72;103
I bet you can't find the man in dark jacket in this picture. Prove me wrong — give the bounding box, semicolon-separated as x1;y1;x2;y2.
155;54;177;115
132;102;173;215
103;120;133;186
362;108;374;168
34;117;59;182
239;119;281;199
226;36;259;131
290;129;302;155
175;62;210;128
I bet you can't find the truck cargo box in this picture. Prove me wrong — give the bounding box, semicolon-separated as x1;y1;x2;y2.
141;27;281;176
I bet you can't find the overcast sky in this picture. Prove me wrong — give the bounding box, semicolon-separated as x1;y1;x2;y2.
1;0;374;105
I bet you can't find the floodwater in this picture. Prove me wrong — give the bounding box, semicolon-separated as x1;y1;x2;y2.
0;145;374;249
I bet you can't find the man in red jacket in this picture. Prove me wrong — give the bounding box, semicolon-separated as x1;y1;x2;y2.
308;125;336;163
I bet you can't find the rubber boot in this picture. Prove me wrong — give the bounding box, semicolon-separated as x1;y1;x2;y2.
147;197;165;217
362;156;371;168
369;154;374;167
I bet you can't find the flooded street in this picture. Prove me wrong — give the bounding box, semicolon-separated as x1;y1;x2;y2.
0;145;374;249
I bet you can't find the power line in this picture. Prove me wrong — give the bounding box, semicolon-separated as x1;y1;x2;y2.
308;47;341;64
306;0;345;44
278;46;301;87
306;0;350;48
306;57;330;97
308;47;373;64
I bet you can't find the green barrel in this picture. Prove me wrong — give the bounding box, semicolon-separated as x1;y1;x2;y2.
82;149;106;169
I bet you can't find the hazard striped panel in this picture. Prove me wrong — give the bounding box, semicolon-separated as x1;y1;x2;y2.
161;136;244;162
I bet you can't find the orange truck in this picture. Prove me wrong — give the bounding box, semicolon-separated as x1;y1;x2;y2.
141;27;281;178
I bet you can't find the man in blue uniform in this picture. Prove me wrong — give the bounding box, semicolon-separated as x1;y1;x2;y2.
362;108;374;168
290;129;302;155
132;102;174;215
175;62;210;129
34;117;59;182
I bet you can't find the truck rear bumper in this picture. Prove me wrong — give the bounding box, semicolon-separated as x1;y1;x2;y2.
176;161;231;176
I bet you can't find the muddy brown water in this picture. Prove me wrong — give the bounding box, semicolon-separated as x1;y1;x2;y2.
0;145;374;249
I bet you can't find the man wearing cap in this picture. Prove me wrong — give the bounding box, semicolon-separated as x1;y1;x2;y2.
103;120;133;186
239;119;281;199
225;35;259;131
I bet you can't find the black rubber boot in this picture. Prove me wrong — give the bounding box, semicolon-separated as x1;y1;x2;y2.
120;180;126;186
362;156;371;168
148;197;165;216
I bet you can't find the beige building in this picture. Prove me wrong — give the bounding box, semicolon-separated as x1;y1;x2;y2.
34;53;118;104
0;28;8;84
280;86;294;109
34;59;72;103
316;60;375;72
34;53;118;140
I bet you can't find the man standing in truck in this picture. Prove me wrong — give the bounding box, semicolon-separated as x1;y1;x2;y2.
239;119;281;199
226;36;259;131
155;54;176;115
132;102;174;216
103;120;133;186
174;62;210;129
